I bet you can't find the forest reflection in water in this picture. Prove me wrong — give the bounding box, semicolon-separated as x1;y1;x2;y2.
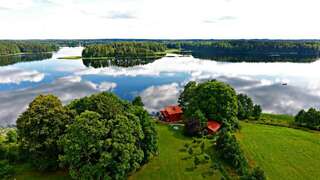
0;53;53;66
188;51;319;63
82;56;161;68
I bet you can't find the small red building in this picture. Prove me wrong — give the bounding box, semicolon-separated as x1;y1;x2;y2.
207;120;221;134
160;105;183;122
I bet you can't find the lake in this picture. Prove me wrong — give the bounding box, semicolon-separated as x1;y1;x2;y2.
1;47;320;126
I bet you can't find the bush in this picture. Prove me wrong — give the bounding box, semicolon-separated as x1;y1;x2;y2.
295;108;320;130
241;167;266;180
216;129;249;175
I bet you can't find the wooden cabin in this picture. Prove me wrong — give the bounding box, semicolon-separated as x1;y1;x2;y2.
160;105;183;122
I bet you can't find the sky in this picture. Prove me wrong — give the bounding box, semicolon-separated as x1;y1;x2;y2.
0;0;319;39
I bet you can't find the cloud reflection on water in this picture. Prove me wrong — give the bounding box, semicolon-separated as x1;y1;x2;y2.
2;47;320;126
0;67;44;84
0;76;117;126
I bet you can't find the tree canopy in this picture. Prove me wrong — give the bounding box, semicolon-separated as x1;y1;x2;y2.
62;92;158;179
179;80;239;134
82;42;167;58
0;41;58;56
295;108;320;130
16;95;72;170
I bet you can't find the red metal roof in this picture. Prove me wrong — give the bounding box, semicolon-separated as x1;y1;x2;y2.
163;105;182;115
207;120;221;133
160;105;183;122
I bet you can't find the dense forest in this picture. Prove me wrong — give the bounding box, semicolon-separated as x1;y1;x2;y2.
167;40;320;55
188;52;319;63
82;42;167;58
0;41;59;56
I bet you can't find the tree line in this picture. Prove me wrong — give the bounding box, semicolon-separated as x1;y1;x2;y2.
167;40;320;55
82;42;167;58
0;93;157;179
295;108;320;130
0;41;59;56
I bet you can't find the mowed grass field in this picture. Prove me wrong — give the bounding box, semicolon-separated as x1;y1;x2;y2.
129;123;222;180
237;122;320;180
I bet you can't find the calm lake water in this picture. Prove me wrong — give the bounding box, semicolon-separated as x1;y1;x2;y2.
1;47;320;126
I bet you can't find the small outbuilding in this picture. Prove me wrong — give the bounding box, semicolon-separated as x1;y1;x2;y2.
160;105;183;122
207;120;222;134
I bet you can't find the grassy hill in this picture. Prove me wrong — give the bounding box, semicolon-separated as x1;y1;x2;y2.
7;121;320;179
237;122;320;180
129;123;225;180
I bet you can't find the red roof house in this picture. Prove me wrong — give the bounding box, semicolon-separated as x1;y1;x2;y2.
207;120;221;134
160;105;183;122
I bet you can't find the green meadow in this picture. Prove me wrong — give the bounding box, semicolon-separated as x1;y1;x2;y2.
237;122;320;180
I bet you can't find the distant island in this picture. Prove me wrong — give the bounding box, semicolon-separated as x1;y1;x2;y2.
82;42;168;59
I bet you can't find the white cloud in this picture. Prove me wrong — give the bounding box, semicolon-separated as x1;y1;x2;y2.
98;82;117;91
0;0;34;10
0;76;117;126
140;83;181;113
76;56;320;80
0;67;44;84
0;0;319;39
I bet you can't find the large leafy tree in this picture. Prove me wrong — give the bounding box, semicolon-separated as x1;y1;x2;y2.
64;92;158;179
59;111;144;179
16;95;72;170
179;80;239;133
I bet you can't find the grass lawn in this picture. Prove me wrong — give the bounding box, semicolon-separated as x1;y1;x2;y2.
237;122;320;180
129;123;223;180
260;113;295;126
57;56;82;60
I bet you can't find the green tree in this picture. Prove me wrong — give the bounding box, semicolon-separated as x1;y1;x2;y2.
16;95;72;170
237;94;254;120
179;80;239;133
59;111;144;179
64;92;158;178
294;108;320;129
132;96;144;107
252;105;262;120
129;106;158;163
5;130;17;143
216;129;248;175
